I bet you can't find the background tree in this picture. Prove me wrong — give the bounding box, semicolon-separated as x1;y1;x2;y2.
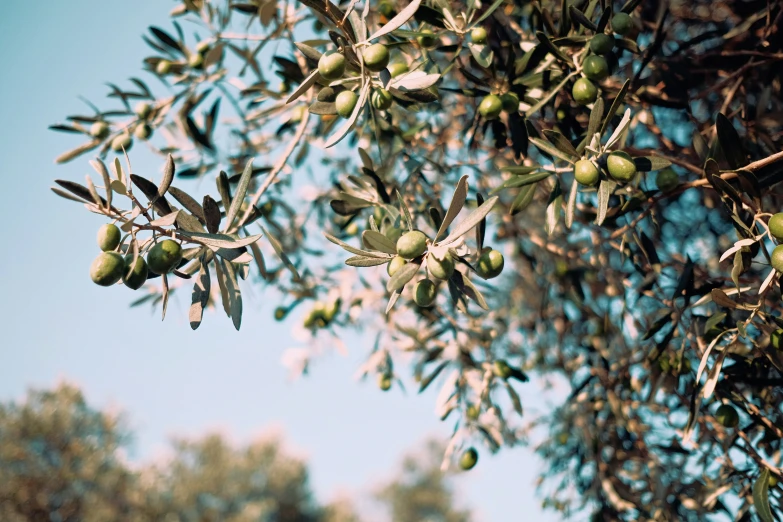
48;0;783;519
0;385;468;522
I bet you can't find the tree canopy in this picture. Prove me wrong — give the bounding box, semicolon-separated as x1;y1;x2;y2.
0;384;471;522
48;0;783;519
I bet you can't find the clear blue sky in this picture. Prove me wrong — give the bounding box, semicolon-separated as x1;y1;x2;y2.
0;2;560;520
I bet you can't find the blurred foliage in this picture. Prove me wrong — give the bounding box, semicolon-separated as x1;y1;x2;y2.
48;0;783;519
0;384;471;522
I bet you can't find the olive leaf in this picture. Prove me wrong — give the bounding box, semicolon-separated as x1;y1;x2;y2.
90;159;113;209
716;113;748;169
286;69;321;105
634;156;672;172
158;154;175;198
441;196;498;245
545;179;562;236
367;0;422;42
324;232;392;258
468;43;493;69
387;260;420;292
535;31;572;66
419;361;449;393
130;174;174;216
569;5;597;31
565;177;578;229
396;189;414;231
600;79;630;137
362;230;397;254
543;130;579;158
294;42;324;62
510;183;537;215
346;255;390;267
168;186;205;222
226;158;253;231
178;231;262;250
189;258;211;330
435;175;468;241
530;137;577;163
753;468;774;522
261;225;301;281
596;179;616;226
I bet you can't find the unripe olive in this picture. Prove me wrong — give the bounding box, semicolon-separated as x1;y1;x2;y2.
493;359;513;379
574;159;599;186
135;101;152;119
572;78;598;105
274;306;287;321
612;13;633;36
378;0;394;17
362;43;390;72
590;33;614;55
97;224;122;252
156;60;171;75
768;213;783;241
470;27;488;44
715;404;739;428
318;51;346;81
771;474;780;488
90;252;125;287
371;88;393;111
583;55;609;81
396;230;428;258
771;329;783;350
414;279;437;307
500;92;519;113
146;239;183;275
417;29;437;49
387;255;406;276
459;448;478;470
388;62;409;78
134;123;152;141
122;255;149;290
378;373;392;391
335;90;359;118
466;404;480;421
111;134;133;152
772;245;783;272
478;95;502;120
655;168;679;192
606;151;637;182
476;249;504;279
428;254;454;280
188;53;204;69
90;121;110;139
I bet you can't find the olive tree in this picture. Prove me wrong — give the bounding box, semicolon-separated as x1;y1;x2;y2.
49;0;783;519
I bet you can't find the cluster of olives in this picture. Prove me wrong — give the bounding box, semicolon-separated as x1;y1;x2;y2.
572;150;637;186
768;213;783;272
155;39;211;77
91;99;155;153
387;230;505;308
89;224;182;289
477;91;519;120
572;13;634;106
302;298;341;329
317;43;395;118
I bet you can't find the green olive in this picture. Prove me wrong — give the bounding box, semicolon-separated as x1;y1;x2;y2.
459;448;478;470
371;88;393;111
768;213;783;241
413;279;437;307
122;255;149;290
470;27;488;45
572;78;598;105
396;230;428;258
428;254;454;280
97;224;121;252
590;34;614;55
387;255;406;277
335;90;359;118
147;239;183;275
574;159;600;186
362;43;390;72
476;249;504;279
90;252;125;287
583;55;609;81
318;51;346;81
478;95;502;120
606;151;637;182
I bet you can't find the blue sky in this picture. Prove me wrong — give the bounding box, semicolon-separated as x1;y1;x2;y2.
0;2;561;520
